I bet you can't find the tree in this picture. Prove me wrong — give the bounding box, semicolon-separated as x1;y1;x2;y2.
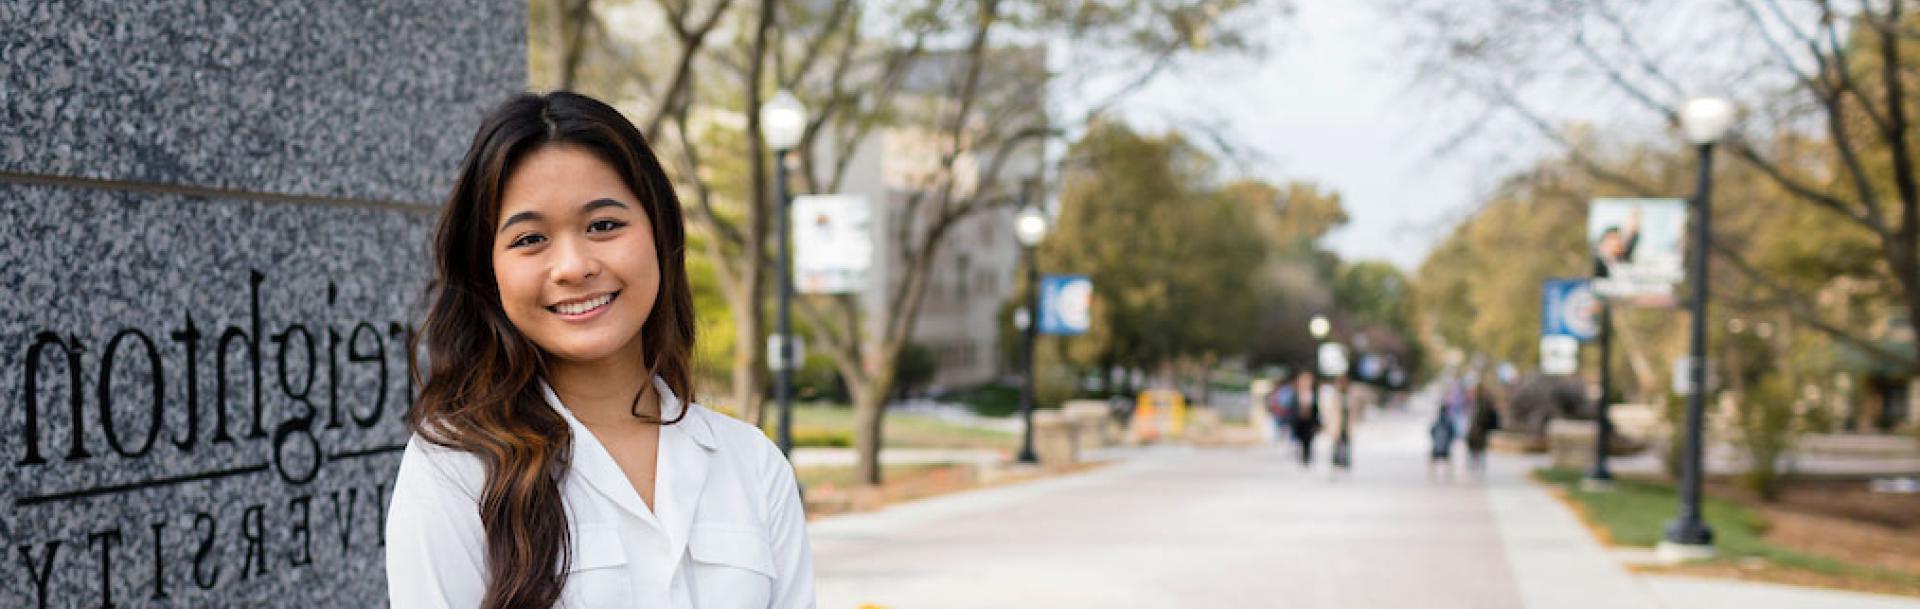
784;0;1279;485
1225;179;1349;370
1039;121;1268;384
1412;149;1631;386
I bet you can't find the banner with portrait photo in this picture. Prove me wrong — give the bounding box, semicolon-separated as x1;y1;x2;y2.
1588;197;1686;302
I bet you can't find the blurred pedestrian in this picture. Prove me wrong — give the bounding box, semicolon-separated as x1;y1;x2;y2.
1428;401;1456;481
1288;373;1321;466
1465;378;1500;474
1328;376;1354;474
1442;378;1469;436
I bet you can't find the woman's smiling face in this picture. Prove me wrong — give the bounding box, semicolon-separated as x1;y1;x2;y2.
492;144;660;366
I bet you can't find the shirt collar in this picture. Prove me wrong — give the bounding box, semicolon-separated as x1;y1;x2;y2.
652;376;717;450
538;375;718;538
540;375;717;451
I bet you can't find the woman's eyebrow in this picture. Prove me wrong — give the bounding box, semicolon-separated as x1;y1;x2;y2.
497;210;542;233
582;197;629;213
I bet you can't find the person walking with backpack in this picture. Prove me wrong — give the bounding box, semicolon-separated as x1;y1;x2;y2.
1428;396;1458;481
1287;373;1321;466
1465;377;1501;475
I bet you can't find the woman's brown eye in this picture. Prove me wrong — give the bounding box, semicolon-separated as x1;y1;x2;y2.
588;219;626;233
509;233;547;248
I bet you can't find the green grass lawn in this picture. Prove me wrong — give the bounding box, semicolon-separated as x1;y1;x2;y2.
761;403;1017;451
1535;468;1920;588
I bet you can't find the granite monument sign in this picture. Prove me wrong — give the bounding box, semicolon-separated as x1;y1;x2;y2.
2;3;524;606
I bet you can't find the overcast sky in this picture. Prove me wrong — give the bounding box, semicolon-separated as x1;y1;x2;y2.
1082;0;1551;271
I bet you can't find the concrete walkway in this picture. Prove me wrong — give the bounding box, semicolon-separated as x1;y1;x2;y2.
804;394;1920;609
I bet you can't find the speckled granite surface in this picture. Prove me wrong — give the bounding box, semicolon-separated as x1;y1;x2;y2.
2;2;523;606
0;1;523;205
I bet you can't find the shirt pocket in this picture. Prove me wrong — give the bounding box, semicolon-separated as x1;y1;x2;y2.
688;523;775;608
562;523;631;609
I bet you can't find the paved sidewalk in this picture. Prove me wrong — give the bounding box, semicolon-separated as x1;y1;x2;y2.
803;395;1920;608
1483;446;1661;609
808;402;1526;609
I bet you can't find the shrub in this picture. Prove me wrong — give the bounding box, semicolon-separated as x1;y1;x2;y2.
1735;376;1799;501
793;352;848;402
950;383;1022;417
893;342;939;399
789;425;853;448
1662;392;1686;481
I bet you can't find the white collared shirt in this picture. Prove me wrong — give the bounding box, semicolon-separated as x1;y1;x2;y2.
385;377;816;608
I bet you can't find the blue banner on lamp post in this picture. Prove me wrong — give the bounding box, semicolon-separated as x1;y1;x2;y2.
1038;274;1093;336
1542;278;1600;342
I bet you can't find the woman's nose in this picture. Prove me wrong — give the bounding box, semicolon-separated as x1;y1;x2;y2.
549;237;601;284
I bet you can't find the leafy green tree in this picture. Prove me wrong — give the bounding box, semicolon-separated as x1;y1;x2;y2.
1040;120;1267;380
1412;151;1619;382
1228;180;1347;370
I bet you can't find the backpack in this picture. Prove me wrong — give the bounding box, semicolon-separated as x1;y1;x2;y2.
1430;411;1456;445
1268;385;1295;418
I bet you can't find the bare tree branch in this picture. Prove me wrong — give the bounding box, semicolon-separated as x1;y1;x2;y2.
781;0;855;91
1713;240;1915;368
669;104;745;249
1592;0;1687;99
1816;0;1895;135
1738;0;1823;93
645;0;740;141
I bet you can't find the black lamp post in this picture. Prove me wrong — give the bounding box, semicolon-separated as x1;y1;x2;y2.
1582;299;1612;487
1585;302;1616;488
1664;96;1734;558
761;89;806;457
1308;314;1330;441
1014;201;1049;465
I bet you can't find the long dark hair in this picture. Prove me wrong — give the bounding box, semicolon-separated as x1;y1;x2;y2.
408;91;697;609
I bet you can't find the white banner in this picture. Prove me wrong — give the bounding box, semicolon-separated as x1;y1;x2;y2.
792;194;873;294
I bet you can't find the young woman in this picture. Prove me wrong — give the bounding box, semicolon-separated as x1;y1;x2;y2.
385;92;815;609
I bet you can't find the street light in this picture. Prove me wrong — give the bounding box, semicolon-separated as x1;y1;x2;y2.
1585;301;1617;490
1308;315;1330;461
1664;95;1734;560
762;89;806;457
1014;197;1048;465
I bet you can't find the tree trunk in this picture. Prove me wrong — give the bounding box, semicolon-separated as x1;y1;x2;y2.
849;375;889;485
732;0;775;428
731;276;767;425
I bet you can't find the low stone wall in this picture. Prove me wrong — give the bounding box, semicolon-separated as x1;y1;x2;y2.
1798;433;1920;459
1062;400;1118;450
1033;411;1076;466
1546;419;1649;470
